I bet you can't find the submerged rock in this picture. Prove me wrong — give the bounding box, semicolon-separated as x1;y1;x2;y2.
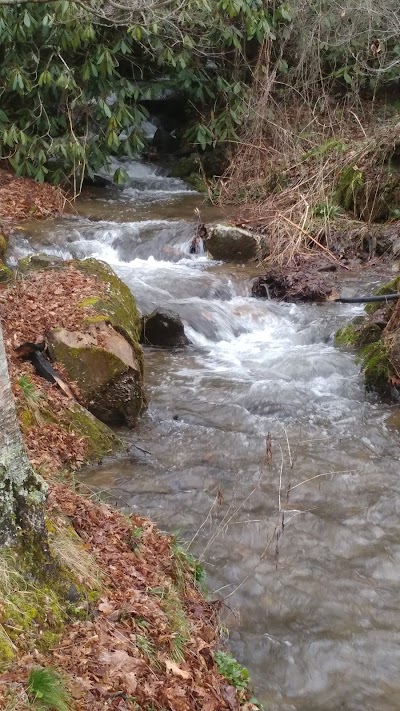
48;321;146;427
141;309;189;347
205;224;265;262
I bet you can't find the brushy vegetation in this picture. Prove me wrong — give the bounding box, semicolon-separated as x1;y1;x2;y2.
0;0;273;188
3;0;399;204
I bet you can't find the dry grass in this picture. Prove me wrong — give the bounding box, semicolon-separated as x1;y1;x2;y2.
217;3;400;266
49;518;103;590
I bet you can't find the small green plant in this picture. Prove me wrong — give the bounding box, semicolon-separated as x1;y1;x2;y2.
313;201;343;219
27;667;72;711
148;582;189;662
214;650;250;691
170;538;206;590
136;634;160;668
336;165;364;211
128;525;144;552
18;375;43;402
17;375;45;425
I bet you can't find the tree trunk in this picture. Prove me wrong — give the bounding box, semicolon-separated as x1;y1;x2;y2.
0;322;47;546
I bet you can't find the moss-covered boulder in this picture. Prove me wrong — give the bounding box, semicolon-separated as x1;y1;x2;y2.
75;258;142;347
0;262;12;283
64;403;121;460
205;224;266;262
0;231;8;262
48;322;145;427
335;275;400;398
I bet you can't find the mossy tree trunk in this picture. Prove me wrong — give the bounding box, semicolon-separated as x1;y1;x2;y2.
0;323;47;546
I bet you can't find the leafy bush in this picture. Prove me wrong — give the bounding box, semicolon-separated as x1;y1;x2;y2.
0;0;275;187
214;650;250;691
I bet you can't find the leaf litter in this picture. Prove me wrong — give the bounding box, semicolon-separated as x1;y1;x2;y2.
0;265;252;709
0;484;248;710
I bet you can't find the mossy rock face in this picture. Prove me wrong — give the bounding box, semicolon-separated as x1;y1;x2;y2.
359;341;391;394
169;155;198;180
48;322;146;427
64;403;122;460
0;261;13;283
75;258;142;349
335;274;400;398
169;155;205;190
0;232;8;262
17;253;65;272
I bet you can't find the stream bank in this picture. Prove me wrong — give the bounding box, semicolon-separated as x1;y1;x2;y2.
0;244;258;710
3;160;400;710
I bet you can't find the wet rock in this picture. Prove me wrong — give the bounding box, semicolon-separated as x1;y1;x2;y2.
153;127;177;154
47;321;146;427
82;174;114;189
205;224;265;262
141;309;189;347
18;253;64;272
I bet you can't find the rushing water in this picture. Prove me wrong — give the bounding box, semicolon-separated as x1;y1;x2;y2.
10;161;400;711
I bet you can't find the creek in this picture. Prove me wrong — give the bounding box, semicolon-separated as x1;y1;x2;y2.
9;160;400;711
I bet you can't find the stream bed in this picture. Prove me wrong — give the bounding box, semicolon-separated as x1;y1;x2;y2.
10;161;400;711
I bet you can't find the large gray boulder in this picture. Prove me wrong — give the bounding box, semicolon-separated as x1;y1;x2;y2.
205;224;266;262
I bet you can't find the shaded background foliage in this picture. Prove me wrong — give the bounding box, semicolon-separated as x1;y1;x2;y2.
0;0;399;187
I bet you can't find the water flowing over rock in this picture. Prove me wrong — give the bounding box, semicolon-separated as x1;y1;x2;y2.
205;224;265;262
141;309;189;347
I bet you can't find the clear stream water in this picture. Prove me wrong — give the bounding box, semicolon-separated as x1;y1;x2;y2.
10;161;400;711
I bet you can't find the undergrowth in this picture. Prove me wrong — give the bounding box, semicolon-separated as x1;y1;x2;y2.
27;667;72;711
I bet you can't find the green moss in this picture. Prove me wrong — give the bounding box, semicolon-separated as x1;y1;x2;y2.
336;165;364;211
0;261;13;283
364;276;400;312
19;407;36;430
335;322;362;347
65;403;122;461
169;155;198;180
75;258;142;346
0;233;8;261
0;634;15;669
50;341;126;398
358;341;391;394
37;630;61;652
